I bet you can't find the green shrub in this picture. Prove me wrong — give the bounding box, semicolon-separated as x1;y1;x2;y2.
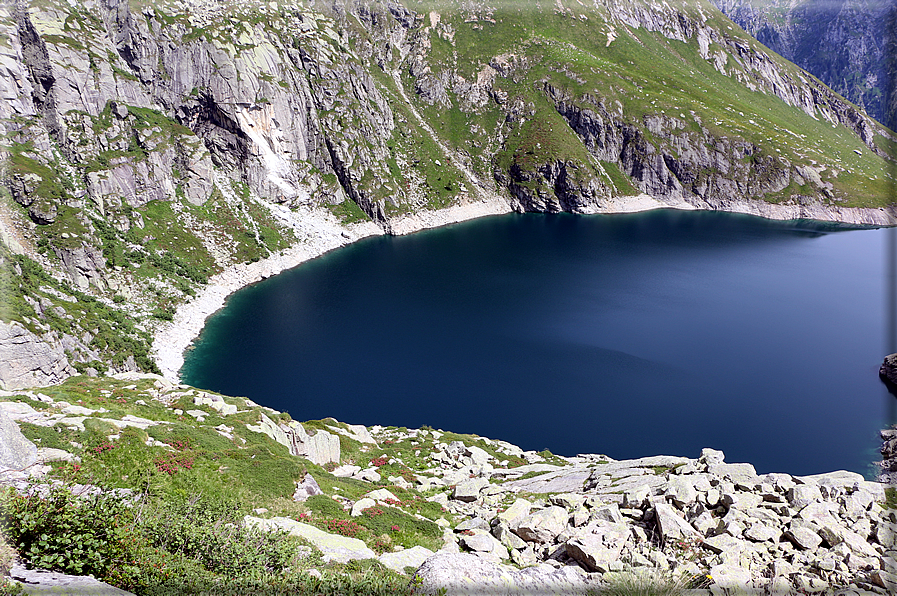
0;486;133;578
141;496;305;576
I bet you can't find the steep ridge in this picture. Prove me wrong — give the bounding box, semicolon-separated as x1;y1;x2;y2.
0;0;895;388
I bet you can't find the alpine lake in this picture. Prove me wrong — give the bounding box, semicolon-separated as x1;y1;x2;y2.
181;209;896;479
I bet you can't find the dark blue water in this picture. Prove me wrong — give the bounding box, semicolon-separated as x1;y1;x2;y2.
182;210;896;478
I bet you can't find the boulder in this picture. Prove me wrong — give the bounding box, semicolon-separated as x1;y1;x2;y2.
743;523;780;543
366;488;399;503
709;563;753;591
37;448;79;464
412;553;599;595
354;468;381;482
292;473;323;502
511;506;568;543
652;503;700;541
665;477;697;507
459;530;507;558
350;498;376;517
244;516;376;564
332;465;361;477
565;523;630;572
273;420;340;465
452;478;489;502
9;563;134;595
497;498;532;524
707;462;757;484
455;517;489;532
701;534;744;555
549;493;585;510
787;484;822;509
377;545;434;574
785;525;823;550
565;535;620;573
699;447;725;466
0;407;38;471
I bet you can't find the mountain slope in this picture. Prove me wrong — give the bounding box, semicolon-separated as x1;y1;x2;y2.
0;0;895;388
712;0;895;130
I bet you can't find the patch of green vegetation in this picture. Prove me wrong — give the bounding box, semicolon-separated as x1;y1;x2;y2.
41;34;85;51
1;485;411;596
885;487;897;510
327;198;371;224
304;495;441;552
0;254;159;374
600;161;639;196
130;199;215;283
6;147;70;203
110;64;139;82
191;183;292;263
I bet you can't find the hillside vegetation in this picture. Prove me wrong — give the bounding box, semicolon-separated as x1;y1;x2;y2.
1;0;895;386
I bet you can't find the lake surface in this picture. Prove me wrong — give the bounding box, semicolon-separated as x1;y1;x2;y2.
182;210;896;478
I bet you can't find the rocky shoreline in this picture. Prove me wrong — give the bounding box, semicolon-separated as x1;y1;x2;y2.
150;197;895;383
2;372;895;595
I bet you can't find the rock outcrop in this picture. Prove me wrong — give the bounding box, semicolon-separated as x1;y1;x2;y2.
0;321;74;390
0;406;38;471
881;353;897;388
8;563;135;596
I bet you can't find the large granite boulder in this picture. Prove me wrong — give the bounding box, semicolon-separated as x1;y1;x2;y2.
0;321;74;390
9;563;135;595
411;552;599;595
0;407;38;471
244;516;375;564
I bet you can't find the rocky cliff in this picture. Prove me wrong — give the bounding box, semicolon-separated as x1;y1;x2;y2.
0;0;895;388
712;0;896;130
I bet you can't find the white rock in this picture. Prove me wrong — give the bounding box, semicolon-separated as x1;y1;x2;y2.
652;502;700;541
245;516;375;564
498;498;532;525
366;488;399;503
354;468;381;482
332;465;361;477
709;563;753;591
378;545;434;574
452;478;489;502
744;523;781;543
350;497;376;517
788;484;823;509
511;506;568;543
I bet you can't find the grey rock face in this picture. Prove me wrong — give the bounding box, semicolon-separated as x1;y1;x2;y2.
881;353;897;388
278;421;341;465
293;473;323;502
510;506;568;543
412;552;599;596
9;563;135;595
0;407;38;471
0;321;74;390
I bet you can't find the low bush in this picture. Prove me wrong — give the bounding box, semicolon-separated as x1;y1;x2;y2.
0;486;132;578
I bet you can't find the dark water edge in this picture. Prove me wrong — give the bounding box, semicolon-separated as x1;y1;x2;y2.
182;210;896;479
